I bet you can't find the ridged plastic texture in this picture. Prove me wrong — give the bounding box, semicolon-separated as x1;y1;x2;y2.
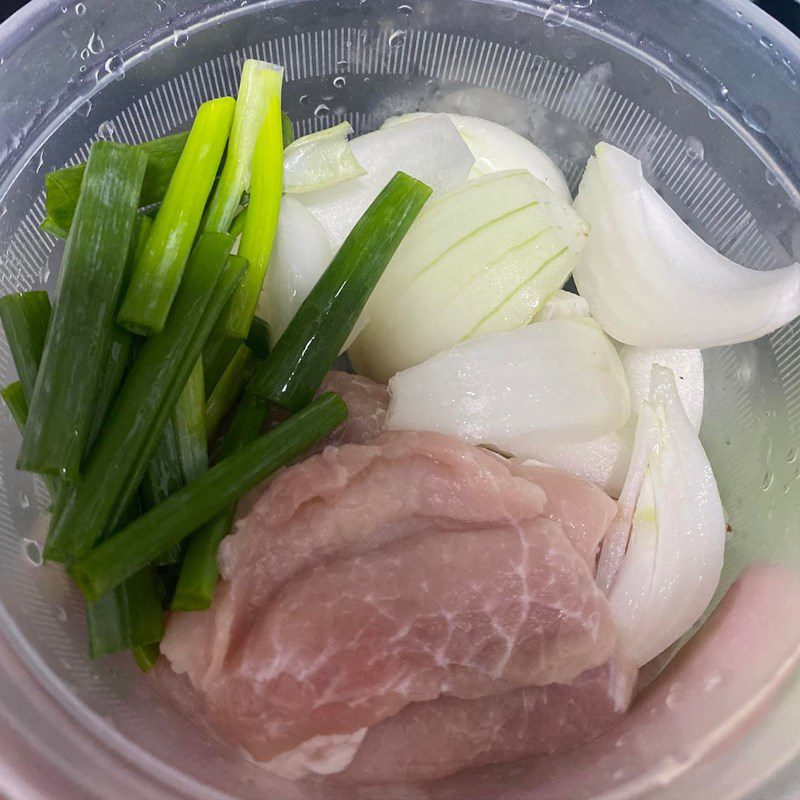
0;2;798;799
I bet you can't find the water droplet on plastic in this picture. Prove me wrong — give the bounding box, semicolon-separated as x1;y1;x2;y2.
55;606;68;622
759;35;773;49
761;470;773;491
734;8;743;17
569;0;593;7
18;491;29;509
765;169;778;186
388;30;407;48
333;75;346;89
742;105;771;134
74;2;86;15
320;92;335;102
707;107;718;120
61;4;68;11
22;538;42;566
97;120;116;140
154;0;167;8
543;4;569;27
34;150;45;173
299;94;309;105
77;100;92;117
685;136;703;160
105;54;125;80
397;3;413;14
173;29;189;47
737;363;753;383
787;446;798;464
86;30;104;55
313;103;330;117
336;58;349;68
718;82;729;99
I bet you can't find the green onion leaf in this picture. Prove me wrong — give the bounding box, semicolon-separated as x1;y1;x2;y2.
251;171;432;410
70;392;347;600
118;98;236;335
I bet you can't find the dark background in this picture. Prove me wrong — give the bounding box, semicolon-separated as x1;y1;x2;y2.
1;0;799;31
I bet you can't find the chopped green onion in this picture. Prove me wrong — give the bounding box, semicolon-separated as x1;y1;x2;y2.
19;141;147;479
70;392;346;600
41;131;190;239
217;80;284;339
245;315;270;359
173;388;269;610
205;343;254;438
202;329;241;396
87;215;152;450
118;98;236;335
3;385;162;661
173;359;208;482
1;382;58;499
251;171;432;410
203;60;284;235
45;233;240;562
281;111;295;147
228;206;248;238
132;642;161;672
86;564;164;659
0;291;51;404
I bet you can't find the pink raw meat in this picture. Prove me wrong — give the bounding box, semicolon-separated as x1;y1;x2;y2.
160;431;621;770
315;371;388;448
431;562;800;800
507;459;617;569
338;646;637;784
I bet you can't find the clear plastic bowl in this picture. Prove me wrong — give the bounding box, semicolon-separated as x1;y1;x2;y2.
0;1;798;798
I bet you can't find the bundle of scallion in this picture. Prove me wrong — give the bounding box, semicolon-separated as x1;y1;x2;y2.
1;59;432;671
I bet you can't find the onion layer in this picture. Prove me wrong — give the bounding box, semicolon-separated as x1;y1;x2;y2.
350;169;587;383
574;143;800;348
605;366;726;666
386;317;630;446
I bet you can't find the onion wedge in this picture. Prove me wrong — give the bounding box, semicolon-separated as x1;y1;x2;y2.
386;317;630;445
574;143;800;347
350;169;587;382
602;365;726;666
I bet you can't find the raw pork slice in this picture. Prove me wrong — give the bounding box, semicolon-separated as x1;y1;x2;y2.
338;646;637;783
431;563;800;799
315;371;389;448
160;431;621;774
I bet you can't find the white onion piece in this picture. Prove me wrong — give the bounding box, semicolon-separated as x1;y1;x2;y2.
283;122;365;193
295;115;473;247
574;143;800;347
620;345;704;432
608;365;726;665
382;112;572;202
386;318;630;445
517;424;633;498
350;169;588;382
258;197;367;351
531;289;590;322
505;343;702;496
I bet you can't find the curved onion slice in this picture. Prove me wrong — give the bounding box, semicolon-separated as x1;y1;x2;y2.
283;122;365;193
350;169;588;382
382;112;572;202
574;143;800;347
295;115;473;247
605;365;726;666
258;196;367;351
386;318;630;445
